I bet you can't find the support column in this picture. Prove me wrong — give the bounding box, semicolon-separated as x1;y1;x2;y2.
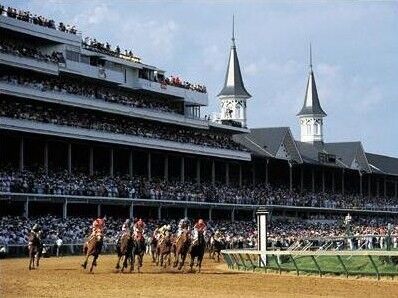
44;141;48;173
311;168;315;193
289;162;293;192
67;143;72;174
209;208;212;221
129;150;133;178
368;175;371;197
147;152;152;181
63;199;68;219
196;159;201;185
300;166;304;193
322;168;325;193
257;208;269;266
395;180;397;199
184;207;188;218
109;148;114;177
341;169;345;195
239;164;242;187
252;163;256;186
231;208;235;222
164;155;169;181
225;163;230;186
129;203;134;219
265;159;269;185
24;198;29;219
19;137;24;171
359;171;363;196
384;177;387;197
180;156;185;183
158;206;162;220
89;147;94;176
97;204;101;218
376;179;380;197
211;160;216;186
332;171;335;194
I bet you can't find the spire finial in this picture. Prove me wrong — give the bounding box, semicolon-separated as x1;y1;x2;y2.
232;15;235;46
309;43;313;71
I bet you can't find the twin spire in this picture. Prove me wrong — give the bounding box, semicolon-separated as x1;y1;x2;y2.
297;44;327;117
217;16;251;98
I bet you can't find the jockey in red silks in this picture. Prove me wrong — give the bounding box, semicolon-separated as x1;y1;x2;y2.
133;218;146;241
192;219;206;243
91;217;105;238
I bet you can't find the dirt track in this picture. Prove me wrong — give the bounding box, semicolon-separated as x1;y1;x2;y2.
1;255;398;298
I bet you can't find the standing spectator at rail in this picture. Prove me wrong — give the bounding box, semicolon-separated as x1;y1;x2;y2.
55;237;63;257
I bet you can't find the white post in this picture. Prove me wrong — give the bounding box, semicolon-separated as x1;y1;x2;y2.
257;208;269;267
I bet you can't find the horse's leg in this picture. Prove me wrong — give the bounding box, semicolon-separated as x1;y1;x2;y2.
116;254;122;270
189;254;194;272
82;254;89;269
178;252;186;271
90;254;98;273
131;254;135;272
36;252;40;268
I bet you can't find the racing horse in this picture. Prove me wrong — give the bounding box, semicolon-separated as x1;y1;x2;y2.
28;231;41;270
115;232;132;272
173;230;191;270
189;230;205;273
156;232;173;268
81;232;103;273
131;233;146;273
209;236;226;262
150;236;158;263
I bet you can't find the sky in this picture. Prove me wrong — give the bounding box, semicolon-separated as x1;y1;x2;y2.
4;0;398;157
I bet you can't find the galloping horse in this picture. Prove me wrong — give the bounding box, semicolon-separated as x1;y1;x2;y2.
28;232;41;270
115;232;132;272
189;230;205;272
209;237;226;262
173;230;191;270
81;232;103;273
156;233;173;268
131;234;145;273
150;236;158;263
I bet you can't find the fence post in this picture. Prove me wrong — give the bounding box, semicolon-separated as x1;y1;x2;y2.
257;207;269;267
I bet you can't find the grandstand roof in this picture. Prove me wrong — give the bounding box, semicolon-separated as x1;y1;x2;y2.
217;18;251;99
366;152;398;176
325;142;371;173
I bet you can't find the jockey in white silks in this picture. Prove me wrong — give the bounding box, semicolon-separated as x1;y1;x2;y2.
177;217;191;237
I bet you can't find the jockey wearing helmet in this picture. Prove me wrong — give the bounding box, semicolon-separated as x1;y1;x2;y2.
158;224;171;244
122;219;131;233
91;217;105;238
133;218;146;240
177;217;191;237
192;219;206;243
30;224;42;239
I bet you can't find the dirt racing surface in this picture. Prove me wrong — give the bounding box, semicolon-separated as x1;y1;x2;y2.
1;255;398;298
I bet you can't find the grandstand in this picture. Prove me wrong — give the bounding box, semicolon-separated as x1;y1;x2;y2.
0;3;397;226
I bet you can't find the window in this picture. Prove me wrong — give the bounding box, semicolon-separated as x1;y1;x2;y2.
307;124;311;135
65;50;80;62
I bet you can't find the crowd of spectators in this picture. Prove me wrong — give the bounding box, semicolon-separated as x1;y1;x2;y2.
162;76;207;94
1;5;77;34
1;168;397;211
82;37;140;63
0;40;64;64
0;74;181;114
0;99;245;151
1;216;397;252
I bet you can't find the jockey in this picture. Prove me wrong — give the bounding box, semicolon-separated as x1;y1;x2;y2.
192;219;206;243
122;219;131;233
177;217;191;237
213;230;222;242
91;217;105;238
30;224;41;239
158;224;171;244
133;218;146;240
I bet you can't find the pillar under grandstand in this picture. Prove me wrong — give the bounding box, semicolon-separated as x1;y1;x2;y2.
157;206;162;220
384;177;387;197
265;159;269;185
311;168;315;192
322;168;325;193
211;160;216;186
63;200;68;219
184;207;188;218
225;163;230;186
289;162;293;191
97;204;101;217
196;159;200;185
181;156;185;183
368;175;371;197
239;164;242;187
359;171;363;196
89;147;94;176
147;152;152;181
164;155;169;181
395;180;397;198
128;149;133;178
109;148;114;177
24;198;29;218
19;136;24;171
252;164;256;185
332;171;335;193
209;208;212;221
129;203;134;219
44;141;49;173
341;169;345;195
231;208;235;222
300;166;304;193
67;143;72;174
376;179;380;197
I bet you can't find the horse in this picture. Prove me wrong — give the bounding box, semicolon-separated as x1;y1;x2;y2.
150;236;158;263
81;232;103;273
209;237;226;262
131;233;146;273
189;230;205;273
173;230;191;270
156;233;173;268
28;232;41;270
115;232;132;272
